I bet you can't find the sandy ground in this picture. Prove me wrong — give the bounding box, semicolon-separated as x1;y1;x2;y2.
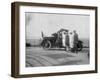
26;47;89;67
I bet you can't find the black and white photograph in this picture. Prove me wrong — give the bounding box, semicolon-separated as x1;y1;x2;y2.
11;2;97;78
25;12;90;67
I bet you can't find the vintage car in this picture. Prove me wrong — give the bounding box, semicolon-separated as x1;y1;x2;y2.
41;29;83;51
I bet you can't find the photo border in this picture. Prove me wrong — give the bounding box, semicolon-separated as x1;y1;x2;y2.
11;2;98;78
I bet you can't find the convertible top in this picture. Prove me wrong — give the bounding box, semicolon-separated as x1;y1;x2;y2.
57;28;68;33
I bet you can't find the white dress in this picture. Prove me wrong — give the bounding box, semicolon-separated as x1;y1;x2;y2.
62;32;66;47
69;34;74;48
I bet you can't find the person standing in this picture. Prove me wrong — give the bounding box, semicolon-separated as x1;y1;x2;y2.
73;30;78;53
69;32;74;51
62;31;66;47
65;31;69;51
55;32;62;47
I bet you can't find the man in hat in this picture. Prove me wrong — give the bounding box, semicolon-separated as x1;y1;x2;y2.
73;30;78;53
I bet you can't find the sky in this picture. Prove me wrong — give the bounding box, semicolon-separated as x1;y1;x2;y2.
25;12;90;39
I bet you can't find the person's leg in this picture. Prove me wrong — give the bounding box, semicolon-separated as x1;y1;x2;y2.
74;43;78;53
65;45;69;51
70;42;73;52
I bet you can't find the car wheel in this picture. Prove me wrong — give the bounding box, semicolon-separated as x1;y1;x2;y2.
43;40;51;49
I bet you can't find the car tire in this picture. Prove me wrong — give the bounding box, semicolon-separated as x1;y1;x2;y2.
43;40;51;49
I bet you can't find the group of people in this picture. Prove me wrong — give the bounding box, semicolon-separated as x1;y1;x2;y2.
57;30;79;53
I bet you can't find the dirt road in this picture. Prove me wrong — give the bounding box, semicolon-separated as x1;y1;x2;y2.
26;47;89;67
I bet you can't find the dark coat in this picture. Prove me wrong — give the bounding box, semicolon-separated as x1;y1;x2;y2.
65;34;69;46
73;33;78;52
55;33;62;46
73;33;78;44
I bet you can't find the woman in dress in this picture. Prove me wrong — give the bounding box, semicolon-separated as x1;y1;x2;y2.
62;31;66;47
69;32;74;51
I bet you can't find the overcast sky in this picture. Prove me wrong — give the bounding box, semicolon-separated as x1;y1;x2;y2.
25;12;90;39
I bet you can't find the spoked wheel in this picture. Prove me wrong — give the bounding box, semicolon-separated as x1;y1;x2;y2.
43;40;51;49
